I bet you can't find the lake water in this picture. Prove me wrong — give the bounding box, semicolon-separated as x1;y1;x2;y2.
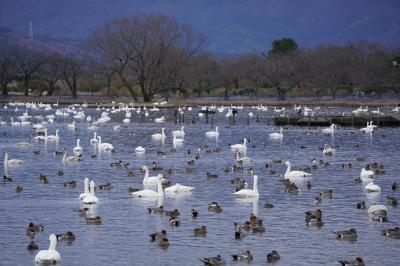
0;104;399;265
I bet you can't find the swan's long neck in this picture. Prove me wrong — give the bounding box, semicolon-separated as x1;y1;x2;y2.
94;132;97;139
56;130;59;137
216;126;219;132
181;126;184;132
144;167;149;180
243;138;247;146
77;139;80;147
285;162;291;177
84;178;89;193
157;179;164;196
90;181;95;196
63;152;66;162
280;128;283;134
253;175;258;191
48;236;57;251
98;136;102;145
161;128;165;136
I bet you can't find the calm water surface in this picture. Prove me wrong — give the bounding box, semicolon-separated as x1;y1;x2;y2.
0;105;399;266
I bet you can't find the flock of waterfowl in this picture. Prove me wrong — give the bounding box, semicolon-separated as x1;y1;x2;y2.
1;101;399;265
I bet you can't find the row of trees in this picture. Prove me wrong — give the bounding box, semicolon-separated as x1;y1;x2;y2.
0;15;399;101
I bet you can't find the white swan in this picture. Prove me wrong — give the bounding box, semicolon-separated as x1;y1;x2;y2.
234;175;259;198
11;118;21;126
165;183;194;194
365;182;381;192
97;136;114;151
63;152;80;163
205;126;219;138
67;121;76;130
360;122;373;133
79;178;90;201
172;126;185;138
230;138;247;151
90;132;98;144
73;139;82;156
34;234;61;265
269;127;283;139
131;175;164;198
360;168;374;179
123;118;130;123
142;166;164;185
284;161;311;179
82;181;99;204
46;130;59;141
235;152;252;163
152;128;166;140
4;152;25;166
15;142;32;148
173;133;184;145
135;146;145;153
322;124;335;134
323;144;336;155
154;116;165;123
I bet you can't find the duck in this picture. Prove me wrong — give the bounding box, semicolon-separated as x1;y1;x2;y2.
82;181;99;204
64;181;77;188
158;238;169;249
56;231;75;241
283;161;311;180
230;138;247;151
235;152;252;164
208;202;223;213
169;217;181;227
320;189;333;198
73;139;83;156
97;136;114;152
34;234;61;265
338;257;365;266
334;228;358;240
27;240;39;251
364;182;381;192
26;223;44;236
172;126;185;138
356;201;367;209
165;183;194;194
234;175;259;198
231;250;253;262
191;209;199;218
199;255;225;265
135;146;145;153
269;127;283;139
152;128;165;140
90;132;98;144
392;182;398;192
86;216;102;224
131;175;164;198
149;230;167;241
98;183;112;190
205;126;219;138
4;152;25;166
382;227;400;238
147;206;164;214
194;226;207;237
15;186;23;193
266;250;281;263
323;144;335;155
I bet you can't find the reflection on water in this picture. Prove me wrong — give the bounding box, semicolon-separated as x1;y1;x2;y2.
0;105;399;265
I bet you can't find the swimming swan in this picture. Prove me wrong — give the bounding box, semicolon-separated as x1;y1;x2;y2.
230;138;247;150
234;175;259;198
4;152;25;166
142;166;167;185
322;124;335;134
79;178;90;201
172;126;185;138
90;132;98;144
97;136;114;151
82;181;99;204
205;126;219;138
34;234;61;265
365;182;381;192
165;183;194;194
284;161;311;179
152;128;166;140
46;130;59;141
269;127;283;139
73;139;83;156
131;175;164;198
235;152;252;163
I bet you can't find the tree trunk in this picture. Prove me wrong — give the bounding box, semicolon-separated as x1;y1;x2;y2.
24;79;29;96
331;88;337;99
106;77;112;97
47;82;55;96
140;82;153;102
2;84;8;96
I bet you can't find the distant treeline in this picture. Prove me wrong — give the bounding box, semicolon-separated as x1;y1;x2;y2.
0;15;399;101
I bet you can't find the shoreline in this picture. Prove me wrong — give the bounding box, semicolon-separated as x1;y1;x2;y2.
0;95;399;108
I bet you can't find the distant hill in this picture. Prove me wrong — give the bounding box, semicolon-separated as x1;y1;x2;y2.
0;0;399;54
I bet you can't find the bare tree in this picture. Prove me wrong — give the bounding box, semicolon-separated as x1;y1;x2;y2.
62;55;85;98
238;53;266;98
13;47;44;95
0;46;17;96
38;53;64;96
88;15;203;102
